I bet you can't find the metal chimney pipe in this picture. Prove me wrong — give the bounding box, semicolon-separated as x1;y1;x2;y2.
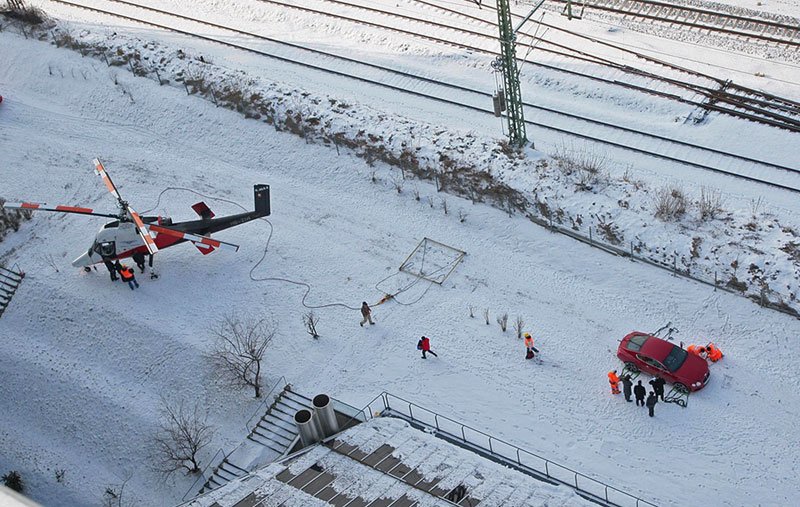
294;409;322;447
312;394;340;437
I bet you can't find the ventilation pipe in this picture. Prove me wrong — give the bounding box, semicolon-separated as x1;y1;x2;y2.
294;409;322;447
312;394;340;437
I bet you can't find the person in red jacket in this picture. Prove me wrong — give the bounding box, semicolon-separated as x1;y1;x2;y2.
417;336;438;359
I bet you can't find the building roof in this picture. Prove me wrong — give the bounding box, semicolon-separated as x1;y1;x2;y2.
184;417;593;507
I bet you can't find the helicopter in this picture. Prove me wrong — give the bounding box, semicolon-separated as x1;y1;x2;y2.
5;158;270;271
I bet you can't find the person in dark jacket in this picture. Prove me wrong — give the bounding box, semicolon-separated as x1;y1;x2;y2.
132;251;146;273
360;301;374;326
418;336;437;359
634;380;646;407
103;258;118;281
621;375;633;402
649;377;666;402
645;391;657;417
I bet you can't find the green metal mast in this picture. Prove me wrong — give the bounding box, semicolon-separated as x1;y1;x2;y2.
495;0;527;148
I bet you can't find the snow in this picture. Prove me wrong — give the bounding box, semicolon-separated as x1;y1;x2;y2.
1;1;800;506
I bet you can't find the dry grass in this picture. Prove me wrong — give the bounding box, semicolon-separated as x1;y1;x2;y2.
654;186;687;221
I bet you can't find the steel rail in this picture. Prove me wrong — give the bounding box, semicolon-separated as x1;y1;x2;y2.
546;0;800;47
47;0;800;193
287;0;800;130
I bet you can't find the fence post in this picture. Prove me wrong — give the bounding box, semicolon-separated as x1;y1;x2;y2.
630;241;634;259
102;52;110;66
714;271;717;291
210;87;219;107
184;81;191;95
673;255;677;274
589;226;592;245
155;68;163;85
408;403;413;420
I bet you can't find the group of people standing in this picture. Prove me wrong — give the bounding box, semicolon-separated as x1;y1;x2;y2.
609;370;665;417
102;252;150;290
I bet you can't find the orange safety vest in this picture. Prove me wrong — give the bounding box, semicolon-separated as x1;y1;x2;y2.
120;267;134;281
706;343;723;362
687;344;705;357
608;371;620;385
524;336;534;348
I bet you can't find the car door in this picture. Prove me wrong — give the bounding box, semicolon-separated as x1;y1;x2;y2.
636;354;668;377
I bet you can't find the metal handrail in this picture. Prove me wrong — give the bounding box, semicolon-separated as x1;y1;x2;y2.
327;392;386;439
380;392;657;507
244;375;287;433
181;447;226;502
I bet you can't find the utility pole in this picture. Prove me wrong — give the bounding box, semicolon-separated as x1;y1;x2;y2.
492;0;545;149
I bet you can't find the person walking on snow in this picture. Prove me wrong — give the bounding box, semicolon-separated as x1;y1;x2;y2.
119;264;139;290
608;370;621;394
645;391;658;417
622;374;633;402
524;332;536;359
360;301;374;326
418;336;437;359
103;258;118;281
634;380;646;406
649;377;666;402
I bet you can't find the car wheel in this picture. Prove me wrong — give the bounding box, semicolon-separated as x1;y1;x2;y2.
674;383;688;393
624;362;639;373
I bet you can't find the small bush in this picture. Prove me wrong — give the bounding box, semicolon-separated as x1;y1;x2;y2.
654;186;687;221
3;1;46;25
698;187;723;220
2;470;23;493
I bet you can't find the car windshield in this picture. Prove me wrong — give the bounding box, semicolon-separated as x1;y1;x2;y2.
626;334;648;352
662;345;688;372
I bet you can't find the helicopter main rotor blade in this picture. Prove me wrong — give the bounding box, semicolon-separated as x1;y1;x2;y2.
147;224;240;252
92;158;123;203
3;202;118;219
128;206;159;256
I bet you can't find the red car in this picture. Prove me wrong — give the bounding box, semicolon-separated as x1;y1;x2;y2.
617;332;710;392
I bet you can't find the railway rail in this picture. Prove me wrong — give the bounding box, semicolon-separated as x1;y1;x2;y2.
546;0;800;47
262;0;800;133
46;0;800;194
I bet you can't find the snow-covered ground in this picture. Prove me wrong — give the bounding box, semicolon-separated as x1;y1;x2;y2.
1;1;800;506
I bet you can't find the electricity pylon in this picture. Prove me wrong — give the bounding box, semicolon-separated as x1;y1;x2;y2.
492;0;546;149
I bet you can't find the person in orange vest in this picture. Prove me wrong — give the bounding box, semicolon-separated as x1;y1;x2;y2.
608;370;621;394
119;264;139;290
523;332;536;360
687;344;707;359
706;343;724;362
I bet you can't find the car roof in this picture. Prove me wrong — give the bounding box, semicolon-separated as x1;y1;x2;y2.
639;335;673;360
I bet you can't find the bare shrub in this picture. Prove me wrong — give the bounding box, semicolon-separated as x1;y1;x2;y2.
3;1;47;25
513;316;525;339
102;475;133;507
654;186;687;221
55;469;66;484
208;315;274;398
2;470;23;493
153;401;214;477
483;308;490;325
595;214;623;245
750;196;764;218
497;312;508;332
303;311;320;339
698;187;723;220
441;197;448;214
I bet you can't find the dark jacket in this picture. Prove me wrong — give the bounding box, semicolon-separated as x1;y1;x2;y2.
634;384;646;400
361;303;371;317
622;376;633;393
645;394;657;408
650;378;666;394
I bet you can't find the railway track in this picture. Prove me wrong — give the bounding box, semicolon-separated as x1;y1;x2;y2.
263;0;800;133
46;0;800;194
546;0;800;47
